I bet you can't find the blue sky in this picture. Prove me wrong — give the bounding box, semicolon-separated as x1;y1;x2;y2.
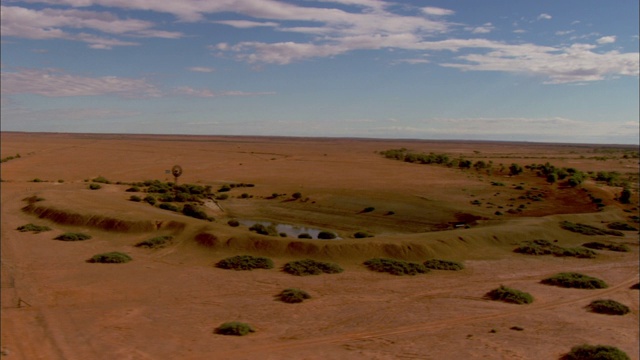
1;0;638;144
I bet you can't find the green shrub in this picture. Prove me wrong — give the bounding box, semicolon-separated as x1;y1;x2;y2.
562;344;630;360
159;203;179;212
606;222;637;231
87;252;132;263
182;204;210;220
17;223;51;233
317;231;337;240
227;219;240;227
89;183;102;190
135;235;173;249
541;272;608;289
582;242;629;252
619;188;632;204
144;195;156;205
485;285;533;304
31;178;44;182
129;195;142;202
92;176;111;184
283;259;343;276
514;240;596;258
560;221;623;236
125;186;140;192
423;259;464;271
249;223;278;236
361;207;375;213
278;288;311;303
297;233;312;239
292;192;302;200
217;255;274;271
353;231;373;238
54;232;92;241
587;299;630;315
363;258;429;276
215;322;254;336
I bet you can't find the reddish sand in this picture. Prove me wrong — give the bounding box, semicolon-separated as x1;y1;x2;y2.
1;132;638;359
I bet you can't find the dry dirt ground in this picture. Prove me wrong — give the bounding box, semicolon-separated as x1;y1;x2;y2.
1;132;638;359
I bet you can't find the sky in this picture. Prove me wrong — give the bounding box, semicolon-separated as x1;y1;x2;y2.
1;0;639;144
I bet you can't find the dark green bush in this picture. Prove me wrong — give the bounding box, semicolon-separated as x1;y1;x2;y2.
217;255;274;270
182;204;210;220
353;231;373;238
561;344;630;360
587;299;630;315
297;233;312;239
92;176;111;184
361;207;375;213
135;235;173;249
606;222;637;231
363;258;429;276
283;259;343;276
485;285;533;304
292;192;302;200
125;186;140;192
619;188;632;204
215;322;254;336
317;231;337;240
17;223;51;233
423;259;464;271
514;240;596;258
89;183;102;190
144;195;156;205
159;203;179;212
87;252;131;263
278;288;311;303
582;242;629;252
227;219;240;227
129;195;142;202
560;221;623;236
249;223;278;236
541;272;608;289
54;232;92;241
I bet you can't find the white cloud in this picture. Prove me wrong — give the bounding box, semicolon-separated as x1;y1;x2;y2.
596;36;616;44
470;23;494;34
422;7;454;16
214;20;278;29
174;86;275;97
187;66;215;73
537;13;552;20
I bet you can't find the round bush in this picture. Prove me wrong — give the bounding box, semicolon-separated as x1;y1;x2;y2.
297;233;312;239
317;231;337;240
587;299;630;315
485;285;533;304
159;203;179;212
89;183;102;190
363;258;429;276
278;288;311;303
87;252;132;263
227;219;240;227
283;259;343;276
129;195;142;202
215;322;254;336
135;235;173;249
216;255;274;271
353;231;373;238
54;232;92;241
423;259;464;271
562;344;630;360
541;272;608;289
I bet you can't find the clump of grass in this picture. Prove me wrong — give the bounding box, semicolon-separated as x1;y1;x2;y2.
216;255;274;271
17;223;51;233
215;322;255;336
560;221;624;236
582;242;629;252
87;252;131;263
423;259;464;271
54;232;92;241
485;285;533;304
541;272;608;289
135;235;173;249
587;299;630;315
283;259;343;276
363;258;429;276
88;183;102;190
606;222;638;231
561;344;630;360
129;195;142;202
249;223;279;236
278;288;311;303
514;240;596;258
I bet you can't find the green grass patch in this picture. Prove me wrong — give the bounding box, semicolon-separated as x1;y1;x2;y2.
215;322;255;336
278;288;311;303
17;223;51;233
582;242;629;252
88;183;102;190
87;252;132;263
560;221;624;236
606;222;638;231
363;258;429;276
514;240;596;258
216;255;274;270
249;223;279;236
541;272;608;289
587;299;630;315
135;235;173;249
423;259;464;271
54;232;92;241
283;259;343;276
561;344;630;360
485;285;533;304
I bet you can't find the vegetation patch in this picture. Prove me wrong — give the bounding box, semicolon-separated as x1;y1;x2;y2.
88;183;102;190
514;240;596;258
363;258;429;276
606;222;638;231
485;285;533;304
278;288;311;303
215;322;255;336
87;252;132;263
423;259;464;271
561;344;630;360
216;255;274;271
353;231;373;238
587;299;630;315
283;259;343;276
249;223;279;236
317;231;337;240
582;242;629;252
17;223;51;233
182;204;211;221
54;232;92;241
560;221;624;237
541;272;608;289
135;235;173;249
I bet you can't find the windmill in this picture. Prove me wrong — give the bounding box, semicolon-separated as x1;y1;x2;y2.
171;165;183;197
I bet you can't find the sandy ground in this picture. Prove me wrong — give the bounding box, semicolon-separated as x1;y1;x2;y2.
1;132;638;359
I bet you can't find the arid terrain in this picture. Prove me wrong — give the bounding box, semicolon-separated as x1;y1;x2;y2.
1;132;638;359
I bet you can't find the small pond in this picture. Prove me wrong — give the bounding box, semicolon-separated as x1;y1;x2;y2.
238;220;341;240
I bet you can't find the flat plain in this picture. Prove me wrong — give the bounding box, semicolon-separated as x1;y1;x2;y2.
1;132;638;359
